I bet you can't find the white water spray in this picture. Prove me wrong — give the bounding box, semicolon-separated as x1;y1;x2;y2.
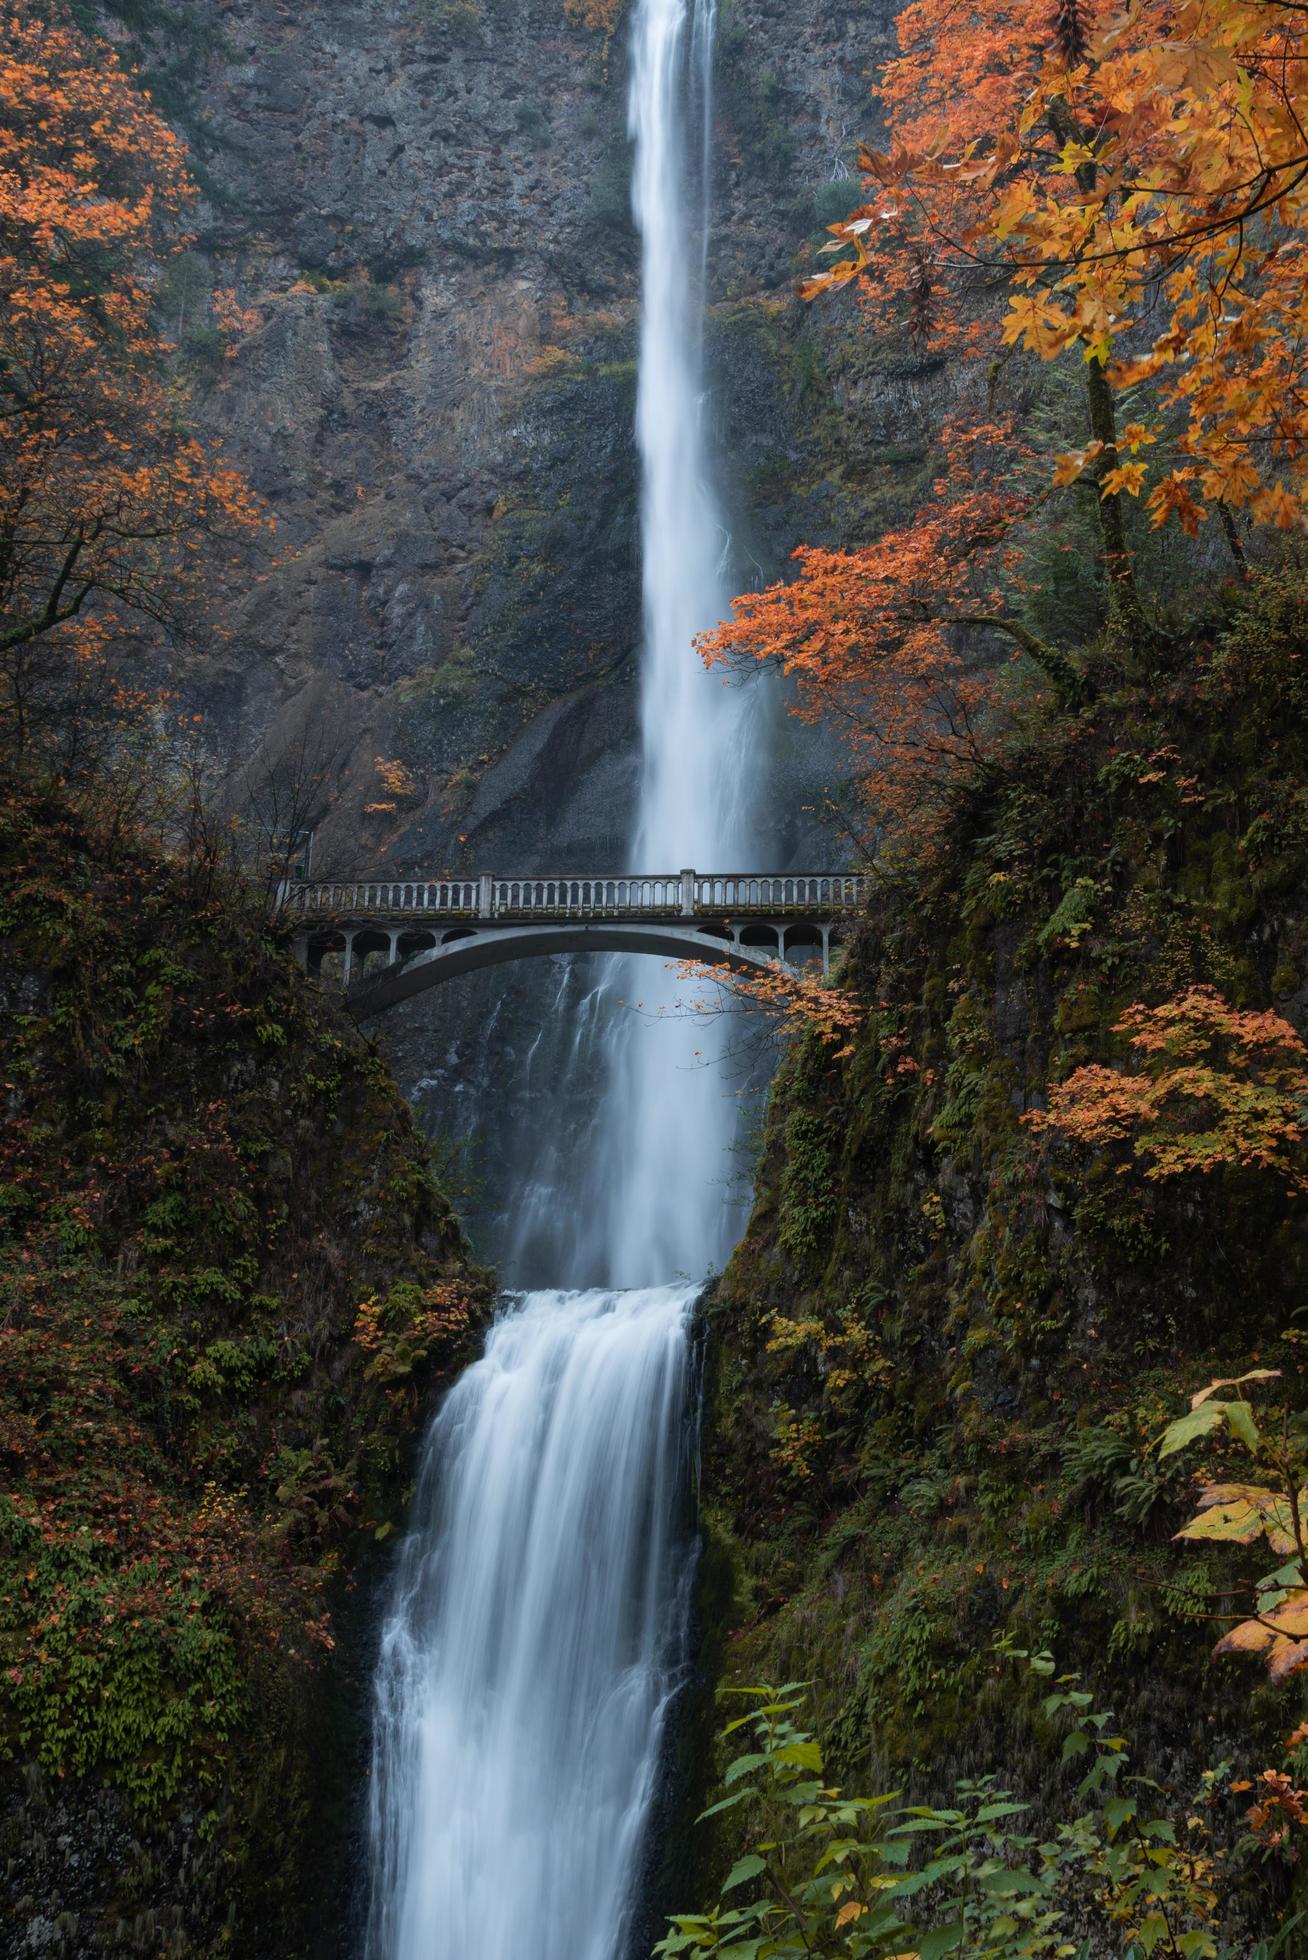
366;2;754;1950
365;1287;695;1960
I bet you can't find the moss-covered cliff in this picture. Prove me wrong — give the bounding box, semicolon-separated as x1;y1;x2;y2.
0;791;491;1957
698;576;1308;1933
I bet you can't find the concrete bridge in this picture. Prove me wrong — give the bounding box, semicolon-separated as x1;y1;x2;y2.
281;869;867;1017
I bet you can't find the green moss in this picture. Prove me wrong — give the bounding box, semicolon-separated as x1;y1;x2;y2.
0;790;492;1950
776;1106;840;1271
699;575;1308;1891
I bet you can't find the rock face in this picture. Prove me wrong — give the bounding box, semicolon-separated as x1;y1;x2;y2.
94;0;928;1252
134;0;896;856
177;0;911;818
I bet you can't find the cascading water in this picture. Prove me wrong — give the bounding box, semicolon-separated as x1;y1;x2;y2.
599;0;762;1287
365;1288;696;1960
365;2;760;1951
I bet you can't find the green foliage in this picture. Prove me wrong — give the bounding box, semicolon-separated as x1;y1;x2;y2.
0;790;489;1865
414;0;481;35
662;1665;1287;1960
301;270;408;326
427;1131;484;1217
812;178;864;232
777;1105;840;1271
1158;1369;1308;1686
709;574;1308;1888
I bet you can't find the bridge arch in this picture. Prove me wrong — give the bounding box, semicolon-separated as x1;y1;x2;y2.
308;921;812;1020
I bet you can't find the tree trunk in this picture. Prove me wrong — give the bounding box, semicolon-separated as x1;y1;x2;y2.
1084;358;1148;645
955;614;1091;708
1045;96;1151;652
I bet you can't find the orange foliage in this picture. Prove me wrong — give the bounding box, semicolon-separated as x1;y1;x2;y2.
807;0;1308;534
211;286;260;357
1027;986;1308;1190
364;753;419;816
1237;1769;1308;1855
563;0;622;33
0;6;261;677
1235;1725;1308;1857
353;1285;475;1389
720;0;1308;834
698;422;1055;830
672;956;864;1057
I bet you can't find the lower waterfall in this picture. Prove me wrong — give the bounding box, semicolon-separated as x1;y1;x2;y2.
364;1287;698;1960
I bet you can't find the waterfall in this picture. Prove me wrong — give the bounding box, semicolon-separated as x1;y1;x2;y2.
366;2;753;1951
365;1287;696;1960
596;0;760;1288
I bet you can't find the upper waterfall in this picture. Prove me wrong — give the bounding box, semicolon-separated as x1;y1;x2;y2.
629;0;749;870
590;0;766;1288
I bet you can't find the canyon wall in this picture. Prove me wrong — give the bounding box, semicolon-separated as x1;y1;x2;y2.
93;0;937;1254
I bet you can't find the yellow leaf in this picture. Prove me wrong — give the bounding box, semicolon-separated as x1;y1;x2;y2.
1265;1594;1308;1638
1176;1486;1298;1556
1053;440;1104;486
1100;461;1148;498
1054;139;1096;173
1214;1617;1275;1656
798;259;862;303
1269;1637;1308;1684
1192;1370;1281;1409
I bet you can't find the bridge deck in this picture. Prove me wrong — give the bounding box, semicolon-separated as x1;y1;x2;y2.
279;870;867;925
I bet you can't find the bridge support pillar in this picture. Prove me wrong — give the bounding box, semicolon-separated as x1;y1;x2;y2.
680;867;694;918
478;874;493;920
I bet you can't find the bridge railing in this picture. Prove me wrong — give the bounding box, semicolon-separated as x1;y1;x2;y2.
695;874;864;911
490;876;684;915
278;870;868;922
281;879;480;917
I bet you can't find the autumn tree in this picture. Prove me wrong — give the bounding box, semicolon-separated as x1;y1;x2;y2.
0;5;261;752
708;0;1308;832
702;421;1094;832
811;0;1308;555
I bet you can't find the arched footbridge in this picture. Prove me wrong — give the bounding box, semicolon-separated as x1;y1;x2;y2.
280;870;867;1018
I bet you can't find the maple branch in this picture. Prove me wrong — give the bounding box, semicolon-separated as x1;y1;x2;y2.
948;613;1090;707
0;531;91;653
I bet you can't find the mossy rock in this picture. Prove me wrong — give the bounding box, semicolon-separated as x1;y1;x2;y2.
0;790;493;1955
